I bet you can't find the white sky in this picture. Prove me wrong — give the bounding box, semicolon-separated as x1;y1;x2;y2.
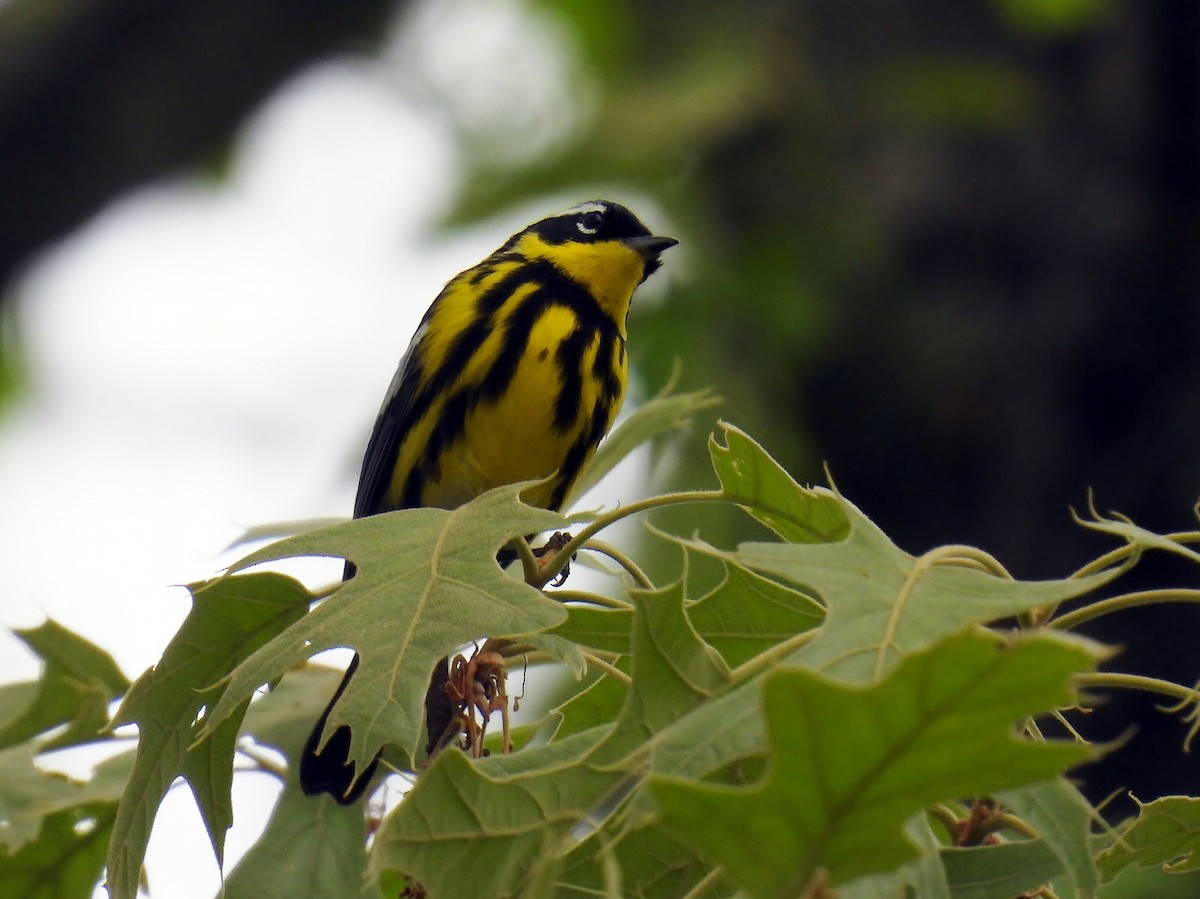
0;2;664;895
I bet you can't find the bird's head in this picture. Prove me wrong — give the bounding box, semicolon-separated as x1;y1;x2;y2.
504;200;677;332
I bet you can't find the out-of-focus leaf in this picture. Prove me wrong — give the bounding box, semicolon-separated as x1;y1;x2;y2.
991;0;1112;35
0;744;131;853
940;839;1063;898
223;785;376;899
105;572;311;899
998;778;1098;896
1097;796;1200;882
0;801;114;899
0;621;129;751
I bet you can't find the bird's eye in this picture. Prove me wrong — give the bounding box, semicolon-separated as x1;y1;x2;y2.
577;210;605;235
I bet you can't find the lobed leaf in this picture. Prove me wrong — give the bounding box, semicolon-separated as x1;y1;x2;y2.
651;630;1099;897
205;484;568;776
223;667;379;898
709;422;849;543
733;509;1119;684
551;547;822;668
1097;796;1200;882
371;581;730;897
0;749;131;895
370;733;620;899
104;572;311;899
704;425;1126;684
0;621;129;752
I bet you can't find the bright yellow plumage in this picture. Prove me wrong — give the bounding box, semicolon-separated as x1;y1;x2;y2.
300;199;676;803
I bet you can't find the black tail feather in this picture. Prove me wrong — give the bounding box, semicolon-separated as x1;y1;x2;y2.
299;653;381;804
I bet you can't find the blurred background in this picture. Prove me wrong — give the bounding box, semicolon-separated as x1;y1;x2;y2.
0;0;1197;895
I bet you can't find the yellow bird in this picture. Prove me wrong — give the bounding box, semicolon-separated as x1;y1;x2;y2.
300;200;676;803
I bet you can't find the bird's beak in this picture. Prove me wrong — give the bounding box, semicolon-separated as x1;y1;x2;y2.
624;235;679;261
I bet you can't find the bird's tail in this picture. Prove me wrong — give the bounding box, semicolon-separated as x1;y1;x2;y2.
299;653;381;804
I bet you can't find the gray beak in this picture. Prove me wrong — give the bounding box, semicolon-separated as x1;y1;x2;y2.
624;235;679;260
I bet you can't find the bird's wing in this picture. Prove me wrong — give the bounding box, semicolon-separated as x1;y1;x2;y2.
351;315;433;519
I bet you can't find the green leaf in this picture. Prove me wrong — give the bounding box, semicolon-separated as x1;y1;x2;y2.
0;746;86;852
554;822;727;899
205;484;568;775
679;547;824;668
221;667;380;898
0;801;115;899
842;817;951;899
709;422;850;543
370;732;619;899
940;840;1063;899
710;426;1123;683
552;604;634;656
223;786;376;899
0;621;130;751
997;778;1098;896
551;549;823;669
1097;796;1200;882
592;582;730;763
370;581;729;897
633;674;766;787
564;383;720;506
0;683;38;734
550;668;629;741
726;497;1120;684
651;630;1098;896
0;745;130;853
105;572;311;899
991;0;1113;36
1074;504;1200;568
240;665;346;757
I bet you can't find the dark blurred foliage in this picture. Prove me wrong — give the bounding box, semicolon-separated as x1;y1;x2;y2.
0;0;397;299
0;0;1197;816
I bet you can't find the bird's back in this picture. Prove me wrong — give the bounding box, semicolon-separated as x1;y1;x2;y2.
360;240;637;517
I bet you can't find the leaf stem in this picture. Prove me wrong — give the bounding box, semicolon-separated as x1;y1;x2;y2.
553;589;635;610
1069;541;1140;579
928;803;961;840
1049;589;1200;631
679;867;725;899
235;741;288;778
550;490;729;574
922;545;1013;578
727;628;820;684
988;811;1041;841
583;651;632;685
1049;709;1088;743
1077;672;1200;706
579;539;654;589
511;535;541;585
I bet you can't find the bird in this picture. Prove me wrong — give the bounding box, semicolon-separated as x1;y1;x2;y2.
299;199;677;803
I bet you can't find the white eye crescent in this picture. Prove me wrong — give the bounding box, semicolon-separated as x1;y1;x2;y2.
577;210;605;235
